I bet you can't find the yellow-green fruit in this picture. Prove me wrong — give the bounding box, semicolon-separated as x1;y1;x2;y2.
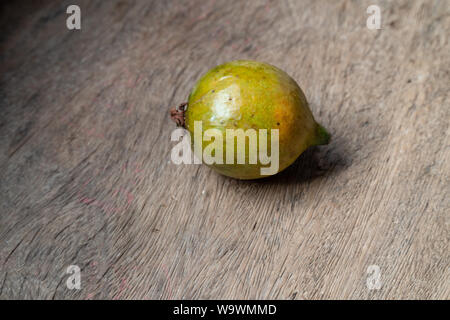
185;60;330;179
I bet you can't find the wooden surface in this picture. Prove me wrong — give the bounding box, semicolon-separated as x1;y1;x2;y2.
0;0;449;300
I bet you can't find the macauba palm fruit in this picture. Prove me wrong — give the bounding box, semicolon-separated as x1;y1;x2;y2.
171;60;330;180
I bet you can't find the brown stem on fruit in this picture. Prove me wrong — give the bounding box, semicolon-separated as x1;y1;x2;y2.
170;102;187;128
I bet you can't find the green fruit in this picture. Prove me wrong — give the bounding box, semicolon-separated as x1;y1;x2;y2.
184;60;330;179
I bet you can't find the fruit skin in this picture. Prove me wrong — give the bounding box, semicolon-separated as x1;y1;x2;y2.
185;60;330;179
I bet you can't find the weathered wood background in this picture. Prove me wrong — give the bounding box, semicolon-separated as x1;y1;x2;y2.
0;0;449;300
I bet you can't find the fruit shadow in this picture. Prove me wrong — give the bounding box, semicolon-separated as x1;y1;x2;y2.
229;134;350;187
268;147;345;185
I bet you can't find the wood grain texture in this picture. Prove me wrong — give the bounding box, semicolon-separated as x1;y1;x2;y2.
0;0;449;299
